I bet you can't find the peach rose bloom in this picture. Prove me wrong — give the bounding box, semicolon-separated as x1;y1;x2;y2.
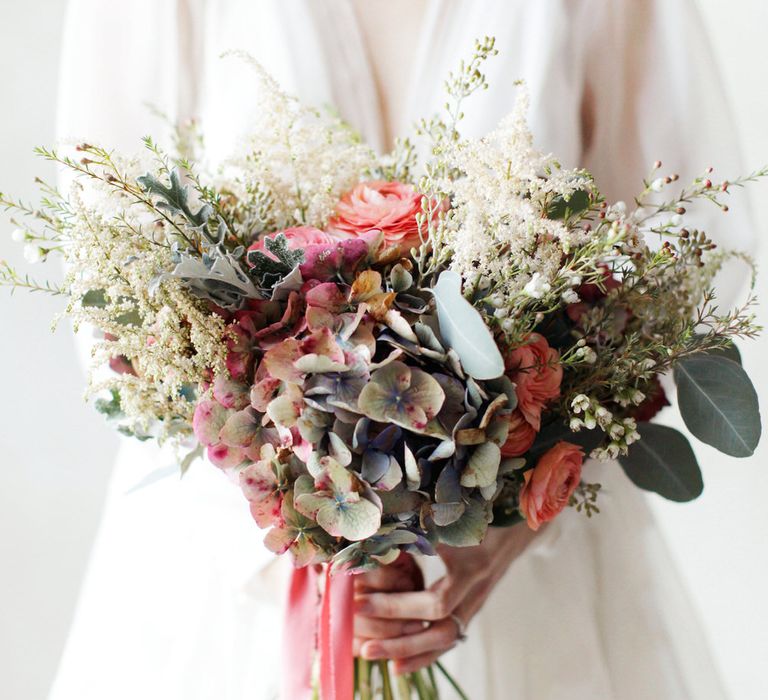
329;180;427;251
500;409;537;457
505;333;563;431
519;441;584;531
248;226;343;258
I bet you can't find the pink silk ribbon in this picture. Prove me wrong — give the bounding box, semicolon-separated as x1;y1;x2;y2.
282;565;355;700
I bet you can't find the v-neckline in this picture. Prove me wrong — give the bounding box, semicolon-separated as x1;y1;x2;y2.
345;0;434;151
300;0;458;154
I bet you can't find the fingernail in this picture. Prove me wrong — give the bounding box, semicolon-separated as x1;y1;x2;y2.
362;642;384;660
403;621;423;634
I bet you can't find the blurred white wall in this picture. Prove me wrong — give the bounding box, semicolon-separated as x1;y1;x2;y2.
0;4;119;700
0;1;766;699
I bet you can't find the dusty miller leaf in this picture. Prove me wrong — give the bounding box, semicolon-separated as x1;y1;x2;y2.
171;253;261;309
138;168;212;229
247;234;305;290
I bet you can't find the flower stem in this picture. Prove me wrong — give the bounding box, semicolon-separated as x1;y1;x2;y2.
410;670;431;699
435;661;470;700
357;657;373;700
378;660;394;700
427;665;438;692
395;673;413;700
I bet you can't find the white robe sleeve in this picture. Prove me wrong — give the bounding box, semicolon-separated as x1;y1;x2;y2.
57;0;206;146
579;0;756;307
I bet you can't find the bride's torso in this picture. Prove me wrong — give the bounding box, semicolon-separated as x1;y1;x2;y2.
348;0;429;151
196;0;586;165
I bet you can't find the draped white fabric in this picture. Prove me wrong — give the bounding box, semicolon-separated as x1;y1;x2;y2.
50;1;752;698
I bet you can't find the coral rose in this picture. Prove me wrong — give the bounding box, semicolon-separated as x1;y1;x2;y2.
519;441;584;531
248;226;342;259
505;333;563;431
500;409;537;457
329;180;427;252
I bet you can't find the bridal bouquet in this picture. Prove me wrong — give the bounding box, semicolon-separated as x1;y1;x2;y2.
2;39;762;698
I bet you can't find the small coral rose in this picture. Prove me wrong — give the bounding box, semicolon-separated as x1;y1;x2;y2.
329;180;429;252
519;441;584;531
504;333;563;431
500;409;537;457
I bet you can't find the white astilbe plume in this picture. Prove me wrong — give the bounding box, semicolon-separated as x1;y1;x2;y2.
438;89;596;315
220;51;377;230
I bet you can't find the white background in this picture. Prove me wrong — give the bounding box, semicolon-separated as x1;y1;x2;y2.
1;1;767;698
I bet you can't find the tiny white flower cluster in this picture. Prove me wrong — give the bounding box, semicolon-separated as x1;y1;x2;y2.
569;394;640;459
571;340;597;365
614;387;647;408
591;418;641;461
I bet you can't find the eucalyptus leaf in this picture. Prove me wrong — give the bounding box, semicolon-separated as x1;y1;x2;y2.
485;375;518;412
414;322;446;354
703;341;742;365
619;423;703;502
674;355;760;457
431;271;505;380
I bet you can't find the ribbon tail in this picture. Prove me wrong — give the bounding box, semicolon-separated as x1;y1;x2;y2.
281;566;320;700
319;567;355;700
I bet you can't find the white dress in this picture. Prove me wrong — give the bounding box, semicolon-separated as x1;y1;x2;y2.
50;1;753;699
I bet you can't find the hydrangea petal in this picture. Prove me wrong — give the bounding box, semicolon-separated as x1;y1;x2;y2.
460;441;502;489
193;401;230;446
316;498;382;541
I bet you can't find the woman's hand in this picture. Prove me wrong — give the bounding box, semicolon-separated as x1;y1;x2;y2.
354;523;540;674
